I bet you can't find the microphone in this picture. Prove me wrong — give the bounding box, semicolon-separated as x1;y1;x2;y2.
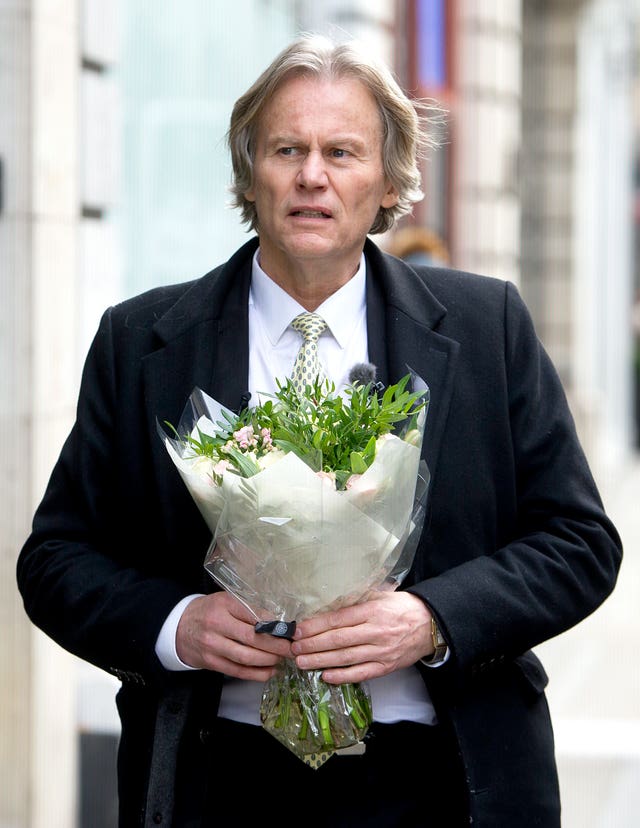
348;362;377;385
348;363;385;396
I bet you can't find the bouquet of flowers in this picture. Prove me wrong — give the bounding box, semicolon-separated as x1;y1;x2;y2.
160;366;430;767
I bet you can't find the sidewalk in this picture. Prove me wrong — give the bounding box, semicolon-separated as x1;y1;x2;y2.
536;456;640;827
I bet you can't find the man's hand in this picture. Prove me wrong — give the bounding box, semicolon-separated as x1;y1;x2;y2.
176;592;292;680
291;591;433;684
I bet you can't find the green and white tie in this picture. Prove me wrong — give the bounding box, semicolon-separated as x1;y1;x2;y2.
291;312;327;394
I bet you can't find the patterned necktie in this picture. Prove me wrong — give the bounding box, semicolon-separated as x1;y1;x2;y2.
290;312;327;394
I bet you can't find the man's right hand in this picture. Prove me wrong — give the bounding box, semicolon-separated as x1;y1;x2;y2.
175;591;292;679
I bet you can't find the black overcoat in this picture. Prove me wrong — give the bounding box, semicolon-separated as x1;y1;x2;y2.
17;236;622;826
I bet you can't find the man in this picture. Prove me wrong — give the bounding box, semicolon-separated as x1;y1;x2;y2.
17;34;622;827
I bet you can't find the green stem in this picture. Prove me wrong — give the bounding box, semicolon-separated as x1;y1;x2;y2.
275;681;291;728
317;701;333;748
298;700;309;741
342;682;372;731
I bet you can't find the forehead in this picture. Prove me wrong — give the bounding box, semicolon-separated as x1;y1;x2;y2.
256;74;384;139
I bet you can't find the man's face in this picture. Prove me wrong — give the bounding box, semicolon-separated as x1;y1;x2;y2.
245;74;398;286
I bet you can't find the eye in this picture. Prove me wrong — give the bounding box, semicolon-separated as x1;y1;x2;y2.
330;148;348;158
277;146;298;157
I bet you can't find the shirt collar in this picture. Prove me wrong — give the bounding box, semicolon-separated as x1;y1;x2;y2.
249;249;367;348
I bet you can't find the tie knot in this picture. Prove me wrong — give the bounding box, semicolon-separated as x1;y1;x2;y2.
291;312;327;343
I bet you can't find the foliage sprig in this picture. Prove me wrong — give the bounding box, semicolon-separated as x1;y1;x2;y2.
167;373;426;491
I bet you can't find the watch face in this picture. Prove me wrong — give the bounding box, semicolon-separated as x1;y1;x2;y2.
431;617;445;646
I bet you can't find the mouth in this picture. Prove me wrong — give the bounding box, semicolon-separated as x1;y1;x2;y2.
289;209;332;219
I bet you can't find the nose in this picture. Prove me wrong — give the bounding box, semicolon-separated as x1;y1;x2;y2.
296;150;328;189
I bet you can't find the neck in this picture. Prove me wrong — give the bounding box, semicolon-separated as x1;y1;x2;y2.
258;252;362;311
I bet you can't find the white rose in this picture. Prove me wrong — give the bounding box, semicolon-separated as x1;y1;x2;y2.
257;447;287;471
188;455;220;485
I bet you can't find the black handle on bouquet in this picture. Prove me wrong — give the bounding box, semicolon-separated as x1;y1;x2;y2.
255;620;296;640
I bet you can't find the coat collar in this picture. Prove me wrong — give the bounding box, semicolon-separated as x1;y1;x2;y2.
363;238;459;482
146;235;459;501
148;237;259;416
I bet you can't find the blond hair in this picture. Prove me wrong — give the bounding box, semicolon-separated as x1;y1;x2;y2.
227;33;442;234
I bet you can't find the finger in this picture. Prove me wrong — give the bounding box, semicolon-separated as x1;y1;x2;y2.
294;603;369;638
319;661;387;685
198;649;280;681
295;642;377;671
177;594;291;669
203;593;289;652
292;626;366;657
216;591;259;624
212;614;293;658
201;631;286;669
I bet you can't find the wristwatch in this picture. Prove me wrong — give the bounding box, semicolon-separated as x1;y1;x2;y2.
425;615;448;663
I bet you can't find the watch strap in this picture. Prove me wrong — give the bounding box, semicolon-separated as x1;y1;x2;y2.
423;615;448;663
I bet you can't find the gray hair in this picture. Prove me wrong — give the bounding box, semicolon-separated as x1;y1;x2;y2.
227;33;441;234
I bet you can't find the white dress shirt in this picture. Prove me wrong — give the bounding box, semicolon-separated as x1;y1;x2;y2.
156;248;439;726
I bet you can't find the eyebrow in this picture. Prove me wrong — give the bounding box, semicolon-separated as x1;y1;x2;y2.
264;134;369;152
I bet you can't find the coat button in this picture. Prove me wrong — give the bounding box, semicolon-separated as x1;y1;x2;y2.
152;813;163;824
199;728;211;744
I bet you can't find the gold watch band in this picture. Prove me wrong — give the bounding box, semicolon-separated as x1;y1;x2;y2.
425;615;448;663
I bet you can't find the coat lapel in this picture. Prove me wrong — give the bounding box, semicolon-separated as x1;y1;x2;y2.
140;238;257;550
365;239;460;483
143;238;258;421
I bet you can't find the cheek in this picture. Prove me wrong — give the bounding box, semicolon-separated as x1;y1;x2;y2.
250;178;280;205
350;178;391;213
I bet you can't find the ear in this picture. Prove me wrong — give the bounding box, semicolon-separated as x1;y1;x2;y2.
380;181;399;209
244;188;256;203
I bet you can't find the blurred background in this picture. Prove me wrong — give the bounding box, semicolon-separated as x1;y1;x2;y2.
1;1;639;825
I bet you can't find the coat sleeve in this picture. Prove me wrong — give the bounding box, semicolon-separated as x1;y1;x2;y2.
407;279;623;679
16;306;199;686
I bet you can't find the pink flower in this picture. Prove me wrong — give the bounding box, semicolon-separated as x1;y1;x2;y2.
213;459;230;477
233;425;256;449
316;470;337;490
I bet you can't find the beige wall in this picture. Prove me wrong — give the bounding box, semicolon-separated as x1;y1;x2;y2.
1;1;80;825
452;0;522;284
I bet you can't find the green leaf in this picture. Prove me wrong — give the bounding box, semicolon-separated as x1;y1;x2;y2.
312;429;327;451
350;451;368;474
165;371;427;484
224;446;261;477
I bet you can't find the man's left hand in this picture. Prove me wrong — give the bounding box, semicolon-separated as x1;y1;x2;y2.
291;591;433;684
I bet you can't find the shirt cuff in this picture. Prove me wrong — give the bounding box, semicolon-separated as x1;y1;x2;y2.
154;594;205;671
420;647;451;668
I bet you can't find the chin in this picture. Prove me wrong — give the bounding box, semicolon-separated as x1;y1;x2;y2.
285;235;337;258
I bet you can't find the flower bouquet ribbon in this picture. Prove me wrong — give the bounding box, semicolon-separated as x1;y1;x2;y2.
160;368;430;767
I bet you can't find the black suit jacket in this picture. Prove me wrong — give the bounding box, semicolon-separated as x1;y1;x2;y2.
18;236;622;826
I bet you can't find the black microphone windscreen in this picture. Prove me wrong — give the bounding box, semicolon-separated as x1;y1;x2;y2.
238;392;252;413
348;362;377;386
